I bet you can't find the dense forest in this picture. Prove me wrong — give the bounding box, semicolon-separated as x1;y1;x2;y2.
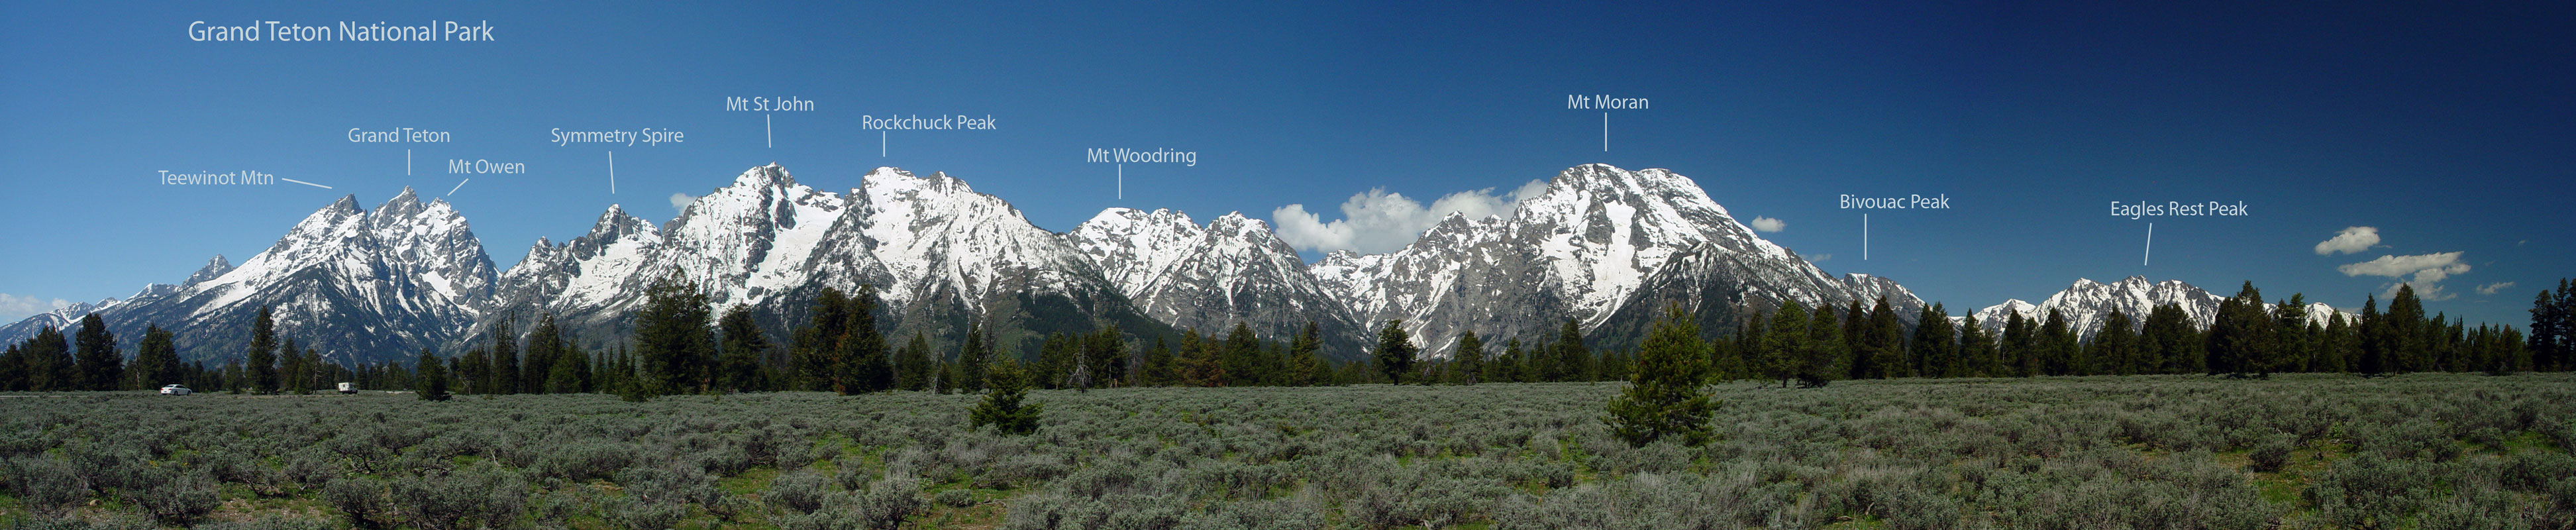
5;277;2571;396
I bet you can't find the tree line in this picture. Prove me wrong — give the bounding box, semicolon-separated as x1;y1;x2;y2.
8;276;2566;396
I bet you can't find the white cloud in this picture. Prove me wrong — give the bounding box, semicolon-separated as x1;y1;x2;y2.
0;293;72;321
1748;216;1786;233
2476;282;2518;295
2338;252;2471;301
668;193;695;214
2312;226;2379;255
1808;253;1832;262
1272;180;1547;254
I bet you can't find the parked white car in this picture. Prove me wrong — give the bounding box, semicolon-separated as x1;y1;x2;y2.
159;384;191;396
336;382;357;394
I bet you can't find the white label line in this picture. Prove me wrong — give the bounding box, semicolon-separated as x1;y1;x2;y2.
280;178;331;189
1117;164;1123;200
880;131;887;156
406;149;412;176
2143;223;2153;266
766;114;774;148
607;151;617;193
1863;213;1869;260
447;178;469;197
1602;112;1608;152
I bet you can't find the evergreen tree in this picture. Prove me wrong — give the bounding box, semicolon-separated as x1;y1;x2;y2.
1553;319;1588;383
896;333;933;391
1802;302;1845;387
717;305;769;392
1179;328;1225;386
1373;320;1418;384
525;313;566;394
415;348;450;401
2091;309;2138;376
1221;322;1262;386
1498;338;1527;384
2141;303;2203;374
2038;309;2076;376
2318;313;2353;373
2000;311;2035;377
25;327;75;392
1083;324;1125;388
842;286;892;394
1859;297;1904;379
958;322;992;392
488;315;519;394
1143;335;1176;386
633;273;715;398
247;305;278;394
1909;303;1955;378
1604;304;1718;447
794;288;852;391
969;358;1043;435
1762;302;1808;387
1841;300;1868;377
2205;282;2278;377
2388;284;2427;372
2273;294;2313;373
133;325;181;390
1957;315;1994;377
1289;322;1324;386
1453;330;1484;385
2358;295;2391;377
2536;285;2567;372
73;313;120;390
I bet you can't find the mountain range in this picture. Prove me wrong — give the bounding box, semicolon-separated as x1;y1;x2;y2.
1;162;2319;366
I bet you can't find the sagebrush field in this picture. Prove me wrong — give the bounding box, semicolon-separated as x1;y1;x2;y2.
3;374;2573;529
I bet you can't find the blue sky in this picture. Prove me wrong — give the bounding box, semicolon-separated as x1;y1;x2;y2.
2;1;2569;328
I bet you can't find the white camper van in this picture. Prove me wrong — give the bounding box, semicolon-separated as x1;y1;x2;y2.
336;382;356;394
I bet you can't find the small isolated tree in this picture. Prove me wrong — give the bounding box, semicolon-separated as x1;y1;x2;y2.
415;348;450;401
970;359;1042;435
1604;304;1719;447
1373;320;1417;384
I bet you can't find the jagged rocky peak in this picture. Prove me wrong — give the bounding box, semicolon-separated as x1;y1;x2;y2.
183;255;233;286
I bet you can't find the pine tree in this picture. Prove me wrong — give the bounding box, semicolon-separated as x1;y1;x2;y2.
2273;294;2313;373
1083;324;1124;389
415;348;450;401
896;333;933;391
2319;313;2353;373
717;305;768;392
1178;328;1224;386
958;322;992;392
1289;322;1323;386
134;325;181;390
525;313;566;394
1374;320;1418;384
25;327;75;392
1861;297;1903;378
2141;303;2202;374
2092;309;2138;376
842;286;892;394
1143;335;1176;386
72;313;120;390
2357;295;2390;377
2000;311;2034;377
488;315;519;394
2204;282;2279;377
1957;315;1994;377
1841;300;1869;378
1221;322;1261;386
1454;330;1484;385
794;288;851;391
1553;319;1588;383
1802;303;1845;387
1761;302;1807;387
969;358;1042;435
1909;303;1955;378
2038;309;2076;376
2388;284;2427;373
247;305;278;394
633;273;715;398
2538;284;2567;372
1604;304;1718;447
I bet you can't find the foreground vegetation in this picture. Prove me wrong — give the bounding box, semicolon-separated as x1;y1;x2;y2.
3;372;2571;529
